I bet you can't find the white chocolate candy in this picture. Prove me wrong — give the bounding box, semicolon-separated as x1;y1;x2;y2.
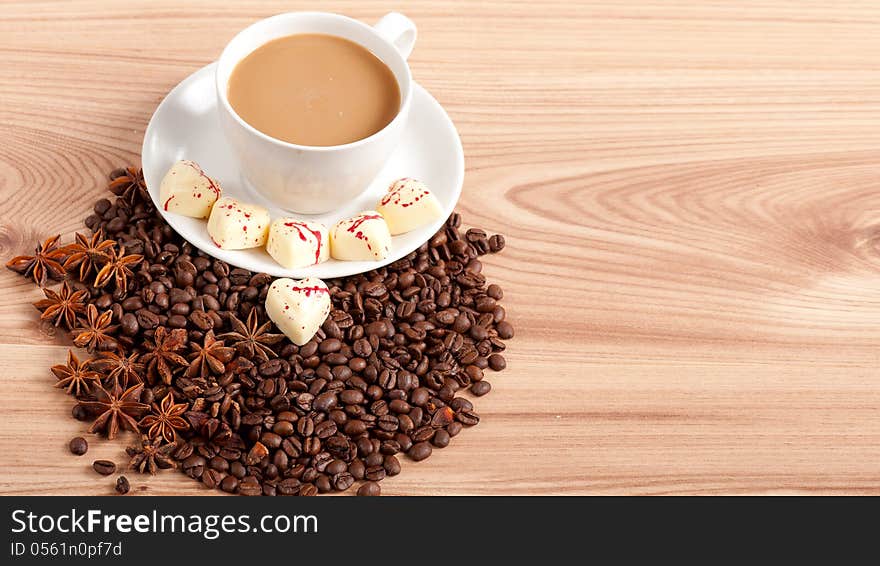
206;197;270;250
265;277;331;346
330;211;392;261
159;160;222;219
266;219;329;269
375;178;443;235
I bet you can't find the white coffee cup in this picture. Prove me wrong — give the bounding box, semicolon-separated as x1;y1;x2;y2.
215;12;417;214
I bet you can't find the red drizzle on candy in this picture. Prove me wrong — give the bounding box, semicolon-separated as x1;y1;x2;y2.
283;221;324;264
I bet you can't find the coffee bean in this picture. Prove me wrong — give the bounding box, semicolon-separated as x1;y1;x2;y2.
202;469;225;489
408;441;433;462
69;437;88;455
410;387;430;407
398;414;415;434
333;472;355;491
365;321;387;336
72;404;89;421
344;420;366;436
121;296;143;311
380;440;401;455
357;481;381;496
135;308;160;329
365;452;384;468
409;407;424;427
452;313;471;334
182;454;206;479
431;406;455;428
446;421;463;437
168;288;190;304
488;234;505;252
378;414;399;432
115;476;130;495
303;437;321;455
470;325;489;341
476;296;497;313
466;228;487;243
383;455;401;476
313;391;338;412
220;475;239;493
208;456;229;473
411;425;434;443
464;365;484;383
276;478;300;496
315;475;332;493
432;429;451;448
493;320;513;339
340;389;364;405
93;460;116;476
395;432;413;452
470;381;491;396
238;481;262;496
314;420;337;439
106;216;126;233
456;410;480;426
435;310;455;325
189;310;214;330
322;458;344;476
488;353;506;371
228;461;245;479
486;284;504;300
120;313;139;336
260;432;282;450
365;465;386;481
319;338;342;354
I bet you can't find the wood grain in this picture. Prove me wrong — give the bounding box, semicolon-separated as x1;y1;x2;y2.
2;0;880;495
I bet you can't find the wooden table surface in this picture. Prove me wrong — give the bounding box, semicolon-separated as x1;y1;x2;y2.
2;0;880;496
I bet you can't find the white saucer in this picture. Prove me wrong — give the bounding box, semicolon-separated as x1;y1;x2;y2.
142;62;463;278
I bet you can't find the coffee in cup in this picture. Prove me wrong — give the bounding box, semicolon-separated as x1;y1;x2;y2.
227;33;401;147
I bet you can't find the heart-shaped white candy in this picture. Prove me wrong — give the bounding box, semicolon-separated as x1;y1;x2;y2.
376;178;443;235
265;277;331;346
330;211;392;261
266;219;330;269
207;196;270;250
159;160;222;219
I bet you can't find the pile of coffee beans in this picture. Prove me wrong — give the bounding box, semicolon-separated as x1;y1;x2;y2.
8;167;512;496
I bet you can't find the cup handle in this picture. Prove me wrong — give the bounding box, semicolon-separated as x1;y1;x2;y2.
373;12;417;60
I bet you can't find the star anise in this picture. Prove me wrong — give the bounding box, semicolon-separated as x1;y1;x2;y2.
71;304;118;352
33;281;87;329
6;234;67;286
93;245;143;291
51;349;101;397
90;351;143;390
78;383;148;440
219;310;284;362
139;392;189;443
186;331;235;379
126;435;176;474
62;229;116;281
108;167;149;207
187;415;244;459
141;327;188;385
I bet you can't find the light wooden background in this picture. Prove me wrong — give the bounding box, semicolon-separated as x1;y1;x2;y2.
2;0;880;496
